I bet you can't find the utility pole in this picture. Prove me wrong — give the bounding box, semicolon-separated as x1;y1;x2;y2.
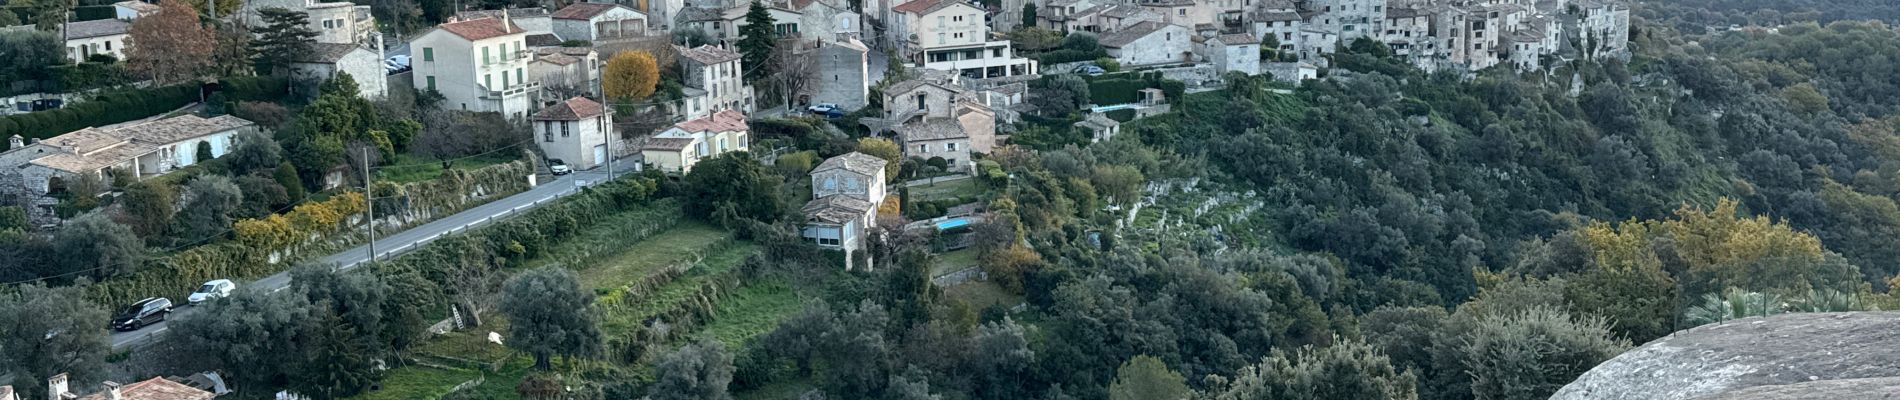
363;148;377;264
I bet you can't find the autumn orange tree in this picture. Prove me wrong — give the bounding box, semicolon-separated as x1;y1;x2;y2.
602;50;658;100
126;0;214;84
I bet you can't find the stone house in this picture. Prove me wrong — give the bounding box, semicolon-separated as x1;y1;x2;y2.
1137;0;1211;29
678;45;755;116
1039;0;1103;31
714;4;802;42
802;152;888;270
530;46;601;100
0;115;254;222
410;16;538;119
551;3;648;42
810;38;870;111
896;118;970;171
1099;21;1193;67
1075;113;1120;142
289;43;388;99
241;0;376;45
1201;33;1260;75
640;109;749;173
791;0;859;42
62;19;130;62
532;97;613;171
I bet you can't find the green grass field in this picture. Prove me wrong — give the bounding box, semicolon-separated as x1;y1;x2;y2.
696;281;803;348
575;222;730;290
945;281;1022;310
908;177;984;202
931;249;979;278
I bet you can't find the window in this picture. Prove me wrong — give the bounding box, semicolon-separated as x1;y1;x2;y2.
516;68;523;84
502;73;510;89
916;144;928;153
952;15;961;22
817;237;841;246
947;142;958;151
426;76;436;90
484;74;492;89
992;48;1002;57
423;48;433;61
1178;9;1185;15
938;16;944;25
482;47;491;64
938;32;945;44
105;41;111;50
560;121;570;137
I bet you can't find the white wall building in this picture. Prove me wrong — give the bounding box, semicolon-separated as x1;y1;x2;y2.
894;0;1037;79
457;8;554;37
1099;21;1193;67
531;97;613;171
289;43;388;99
410;17;539;119
0;115;255;222
678;45;754;114
640;109;749;173
801;152;888;270
242;0;377;45
62;19;130;62
1203;33;1260;75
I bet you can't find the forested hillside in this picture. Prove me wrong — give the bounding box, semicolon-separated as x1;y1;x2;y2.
721;11;1900;400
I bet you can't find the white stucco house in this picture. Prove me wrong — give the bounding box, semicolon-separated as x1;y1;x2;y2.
62;19;131;62
290;43;388;99
892;0;1036;79
801;152;888;270
0;115;255;222
532;97;613;171
410;17;539;119
640;109;749;173
1099;21;1193;67
551;3;647;42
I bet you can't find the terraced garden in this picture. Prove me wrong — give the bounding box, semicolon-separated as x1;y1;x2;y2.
349;200;815;398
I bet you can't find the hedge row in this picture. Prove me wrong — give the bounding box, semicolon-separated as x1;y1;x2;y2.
86;159;536;307
0;76;288;147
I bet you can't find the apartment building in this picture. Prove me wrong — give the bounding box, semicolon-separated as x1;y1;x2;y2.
891;0;1037;79
410;17;539;119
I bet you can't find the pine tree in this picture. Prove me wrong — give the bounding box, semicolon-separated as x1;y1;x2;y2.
736;0;778;80
252;7;318;75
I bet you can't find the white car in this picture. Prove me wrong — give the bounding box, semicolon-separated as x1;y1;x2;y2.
549;159;572;175
188;279;236;305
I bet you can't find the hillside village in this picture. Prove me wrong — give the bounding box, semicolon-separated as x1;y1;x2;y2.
0;0;1664;396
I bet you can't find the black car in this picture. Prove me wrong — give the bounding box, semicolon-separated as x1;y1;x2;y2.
112;297;172;331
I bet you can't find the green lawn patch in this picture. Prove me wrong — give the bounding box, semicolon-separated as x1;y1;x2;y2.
599;243;756;333
945;281;1022;310
930;249;979;278
351;365;478;400
908;178;983;203
376;153;520;184
696;281;802;348
574;222;731;290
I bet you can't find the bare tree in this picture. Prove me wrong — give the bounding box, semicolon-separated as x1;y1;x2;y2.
768;43;818;108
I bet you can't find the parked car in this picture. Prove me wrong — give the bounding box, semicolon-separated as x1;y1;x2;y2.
807;103;844;118
1072;65;1107;76
111;297;173;331
188;279;236;305
549;159;572;175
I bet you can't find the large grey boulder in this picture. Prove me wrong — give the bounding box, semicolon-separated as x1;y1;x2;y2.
1551;312;1900;400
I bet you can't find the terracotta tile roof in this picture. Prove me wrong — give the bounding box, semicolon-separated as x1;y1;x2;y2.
675;109;748;133
65;18;130;39
804;195;874;224
76;377;214;400
533;97;607;120
28;115;254;173
897;118;967;142
438;17;524;41
291;43;366;63
456;7;549;20
525;33;562;47
1098;20;1169;48
813;152;887;177
551;2;622;20
678;44;741;64
642;137;696;151
1212;33;1256;45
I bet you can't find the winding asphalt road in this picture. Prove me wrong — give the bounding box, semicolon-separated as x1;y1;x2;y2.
108;162;639;349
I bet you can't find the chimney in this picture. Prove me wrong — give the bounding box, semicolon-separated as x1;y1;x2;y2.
501;10;512;34
7;134;21;150
102;382;122;400
46;373;70;400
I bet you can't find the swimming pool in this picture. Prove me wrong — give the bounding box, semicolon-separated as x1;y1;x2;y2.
935;218;971;230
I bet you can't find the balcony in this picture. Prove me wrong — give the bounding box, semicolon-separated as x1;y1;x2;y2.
481;81;542;99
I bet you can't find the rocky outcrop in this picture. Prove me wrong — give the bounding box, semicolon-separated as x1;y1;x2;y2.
1551;312;1900;400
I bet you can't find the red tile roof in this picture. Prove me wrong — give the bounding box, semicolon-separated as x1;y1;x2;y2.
438;17;524;41
676;110;748;133
75;377;214;400
533;97;608;120
551;2;622;20
892;0;945;14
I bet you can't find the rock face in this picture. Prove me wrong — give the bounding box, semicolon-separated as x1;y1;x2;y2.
1551;312;1900;400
